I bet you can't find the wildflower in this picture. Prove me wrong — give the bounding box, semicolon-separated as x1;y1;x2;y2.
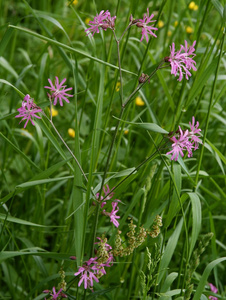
174;21;178;27
135;96;145;106
166;116;202;161
136;8;158;42
166;40;197;81
68;128;75;138
115;81;120;92
96;184;114;207
74;257;99;289
167;30;172;37
44;77;73;106
103;202;120;227
189;116;202;150
158;20;164;28
193;4;198;10
85;17;91;25
50;107;58;117
15;94;42;128
85;10;116;36
186;26;193;34
124;129;129;135
209;283;218;300
72;0;78;4
43;287;67;299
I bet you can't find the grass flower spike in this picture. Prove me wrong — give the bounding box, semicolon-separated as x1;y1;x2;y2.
166;40;197;81
85;10;116;36
136;8;158;42
15;94;42;128
44;77;73;106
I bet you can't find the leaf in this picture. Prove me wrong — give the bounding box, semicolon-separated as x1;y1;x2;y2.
158;217;184;283
0;213;51;227
9;25;137;76
211;0;224;18
193;257;226;300
113;117;169;134
188;192;202;259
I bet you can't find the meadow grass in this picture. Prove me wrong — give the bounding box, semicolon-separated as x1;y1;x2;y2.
0;0;226;299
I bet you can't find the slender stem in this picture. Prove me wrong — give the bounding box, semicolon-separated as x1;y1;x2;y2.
43;105;89;184
113;30;123;106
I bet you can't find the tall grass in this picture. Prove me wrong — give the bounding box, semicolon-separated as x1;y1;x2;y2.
0;0;226;299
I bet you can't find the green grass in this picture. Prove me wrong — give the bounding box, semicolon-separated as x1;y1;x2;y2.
0;0;226;299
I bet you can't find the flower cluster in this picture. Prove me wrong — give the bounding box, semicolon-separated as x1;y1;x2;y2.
136;8;158;42
15;94;43;128
74;237;113;290
44;77;73;106
85;10;116;36
166;116;202;161
43;287;67;299
166;40;197;81
96;185;121;227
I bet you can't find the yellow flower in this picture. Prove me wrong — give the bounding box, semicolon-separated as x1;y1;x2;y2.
186;26;193;34
85;17;91;25
158;20;164;28
68;128;75;138
188;1;196;10
174;21;178;27
72;0;78;5
167;30;172;37
135;96;145;106
194;4;198;10
124;129;129;135
50;107;58;117
115;82;121;92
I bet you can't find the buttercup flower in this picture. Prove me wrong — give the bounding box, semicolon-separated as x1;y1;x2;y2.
44;77;73;106
166;116;202;161
15;94;42;128
209;283;218;300
166;40;197;81
85;10;116;36
136;8;158;42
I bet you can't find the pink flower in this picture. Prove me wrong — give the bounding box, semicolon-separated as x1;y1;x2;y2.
103;202;120;227
166;117;202;161
167;40;197;81
44;77;73;106
209;283;218;300
74;257;99;289
85;10;116;36
189;116;202;150
166;126;188;161
96;184;114;207
136;8;158;42
15;94;42;128
43;287;67;299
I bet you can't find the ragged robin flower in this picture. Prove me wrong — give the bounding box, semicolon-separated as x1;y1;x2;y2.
15;94;43;128
209;283;218;300
44;77;73;106
136;8;158;42
165;40;197;81
85;10;116;36
166;116;202;161
43;286;67;299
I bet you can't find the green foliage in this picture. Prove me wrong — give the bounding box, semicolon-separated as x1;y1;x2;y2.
0;0;226;299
